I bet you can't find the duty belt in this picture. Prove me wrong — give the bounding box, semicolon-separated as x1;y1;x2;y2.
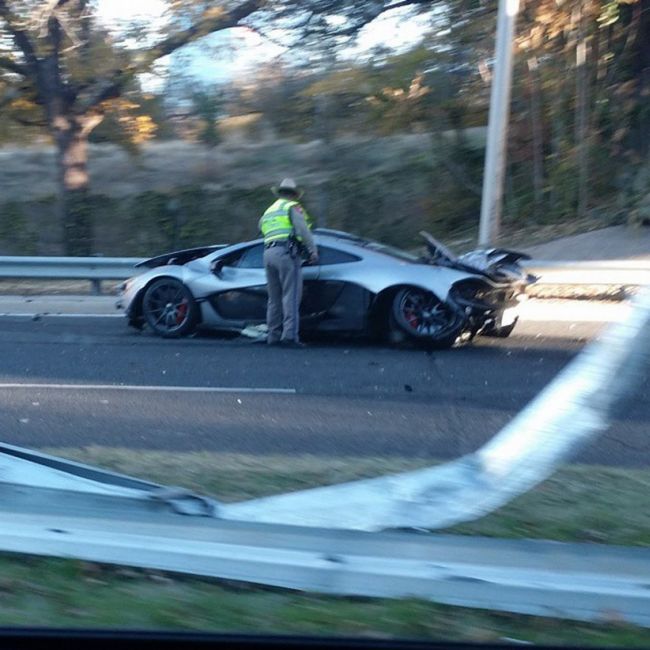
264;241;289;249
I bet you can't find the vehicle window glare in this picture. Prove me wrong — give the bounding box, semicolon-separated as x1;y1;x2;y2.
317;246;361;265
236;244;265;269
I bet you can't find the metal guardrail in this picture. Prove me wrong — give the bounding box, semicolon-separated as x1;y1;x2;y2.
1;435;650;627
1;288;649;626
0;256;143;293
524;259;650;286
2;498;649;627
0;256;649;293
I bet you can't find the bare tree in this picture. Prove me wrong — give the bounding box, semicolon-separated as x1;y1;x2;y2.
0;0;267;253
0;0;432;254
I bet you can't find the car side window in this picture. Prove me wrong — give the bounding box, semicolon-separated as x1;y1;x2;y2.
236;243;265;269
318;245;361;266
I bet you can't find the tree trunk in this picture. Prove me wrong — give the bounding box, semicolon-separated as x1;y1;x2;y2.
54;114;97;256
527;56;545;220
575;4;590;221
633;0;650;155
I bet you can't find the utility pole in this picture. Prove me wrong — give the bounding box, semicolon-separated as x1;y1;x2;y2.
478;0;520;247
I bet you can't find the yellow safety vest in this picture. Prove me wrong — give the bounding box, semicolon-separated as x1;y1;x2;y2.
260;199;315;244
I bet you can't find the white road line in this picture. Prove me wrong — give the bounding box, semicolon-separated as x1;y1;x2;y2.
0;383;296;394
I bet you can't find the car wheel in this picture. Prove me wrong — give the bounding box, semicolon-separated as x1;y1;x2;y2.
142;278;198;338
390;287;464;349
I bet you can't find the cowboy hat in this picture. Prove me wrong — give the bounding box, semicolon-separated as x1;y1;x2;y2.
272;177;303;198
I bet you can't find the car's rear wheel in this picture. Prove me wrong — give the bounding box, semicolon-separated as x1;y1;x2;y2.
142;278;198;338
390;287;464;349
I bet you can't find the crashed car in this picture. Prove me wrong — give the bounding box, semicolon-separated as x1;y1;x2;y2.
117;229;535;348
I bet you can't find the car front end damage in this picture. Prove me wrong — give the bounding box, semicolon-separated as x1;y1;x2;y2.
448;277;529;337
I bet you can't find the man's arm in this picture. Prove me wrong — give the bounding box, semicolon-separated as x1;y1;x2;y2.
290;206;318;259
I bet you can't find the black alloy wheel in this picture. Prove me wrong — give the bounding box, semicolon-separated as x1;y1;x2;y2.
142;278;198;338
391;287;464;349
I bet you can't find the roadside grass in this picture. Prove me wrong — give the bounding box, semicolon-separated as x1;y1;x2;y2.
1;552;649;646
43;447;650;545
447;213;623;253
1;447;646;642
43;448;430;503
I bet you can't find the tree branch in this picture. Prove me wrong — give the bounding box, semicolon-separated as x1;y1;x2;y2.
48;13;63;57
75;74;125;113
10;114;47;128
385;0;432;12
143;0;264;65
300;0;433;40
0;87;20;110
0;0;40;72
77;0;265;113
240;23;286;49
0;55;27;76
79;112;102;136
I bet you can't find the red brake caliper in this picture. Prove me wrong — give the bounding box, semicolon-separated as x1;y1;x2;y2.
176;300;188;325
404;300;419;328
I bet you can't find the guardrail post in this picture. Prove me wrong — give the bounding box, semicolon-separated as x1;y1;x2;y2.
91;279;102;295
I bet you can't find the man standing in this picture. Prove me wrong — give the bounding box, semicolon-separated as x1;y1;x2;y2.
259;178;318;347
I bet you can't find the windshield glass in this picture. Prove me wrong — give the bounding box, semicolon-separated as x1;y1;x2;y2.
1;0;649;647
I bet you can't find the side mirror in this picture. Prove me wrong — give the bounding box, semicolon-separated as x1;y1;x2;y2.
211;259;225;276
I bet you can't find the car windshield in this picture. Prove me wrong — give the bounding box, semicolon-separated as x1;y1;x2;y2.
1;1;650;648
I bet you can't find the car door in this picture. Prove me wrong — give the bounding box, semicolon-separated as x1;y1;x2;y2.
301;244;370;332
209;243;320;325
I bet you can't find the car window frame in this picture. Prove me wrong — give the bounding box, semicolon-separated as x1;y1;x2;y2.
234;243;265;269
317;245;362;266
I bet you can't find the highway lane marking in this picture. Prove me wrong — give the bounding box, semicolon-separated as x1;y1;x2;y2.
0;383;296;394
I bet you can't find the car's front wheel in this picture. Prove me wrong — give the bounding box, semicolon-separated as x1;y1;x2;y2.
142;278;198;338
390;287;464;349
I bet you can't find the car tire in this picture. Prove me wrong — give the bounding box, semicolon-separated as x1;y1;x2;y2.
390;287;464;349
142;278;198;338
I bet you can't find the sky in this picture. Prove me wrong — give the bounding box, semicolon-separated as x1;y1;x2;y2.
95;0;431;89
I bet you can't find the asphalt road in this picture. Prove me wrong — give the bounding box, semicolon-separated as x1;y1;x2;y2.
0;315;647;466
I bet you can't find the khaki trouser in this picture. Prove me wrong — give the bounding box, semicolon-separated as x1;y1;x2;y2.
264;244;303;344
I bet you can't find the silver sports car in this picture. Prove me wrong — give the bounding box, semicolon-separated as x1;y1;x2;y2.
117;229;535;348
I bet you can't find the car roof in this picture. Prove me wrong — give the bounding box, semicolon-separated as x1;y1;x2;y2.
313;230;421;262
205;229;414;263
214;230;373;253
313;229;381;253
312;228;369;245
